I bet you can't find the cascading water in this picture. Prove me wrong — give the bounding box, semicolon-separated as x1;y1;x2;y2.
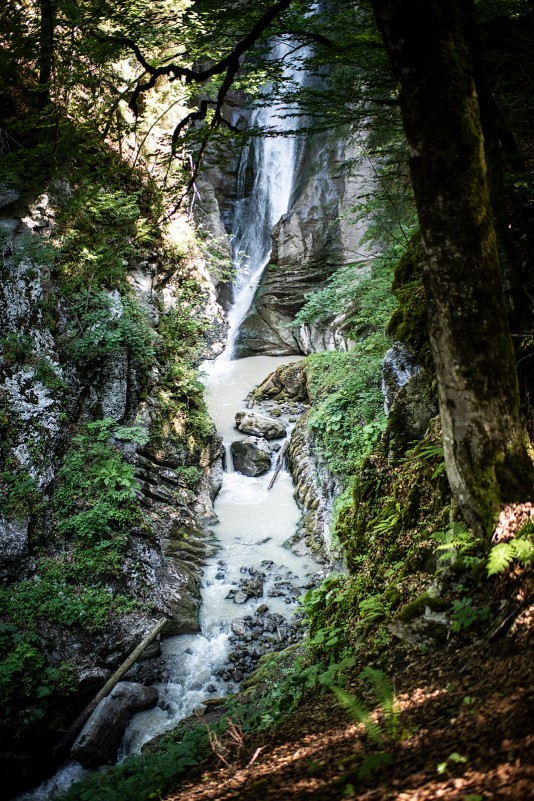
221;38;308;357
16;38;318;801
119;37;317;756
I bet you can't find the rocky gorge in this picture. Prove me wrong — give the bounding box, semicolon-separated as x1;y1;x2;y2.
0;45;381;796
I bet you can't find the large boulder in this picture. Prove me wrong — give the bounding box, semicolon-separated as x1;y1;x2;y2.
387;369;439;452
70;682;158;768
235;411;286;440
253;361;309;402
230;437;272;476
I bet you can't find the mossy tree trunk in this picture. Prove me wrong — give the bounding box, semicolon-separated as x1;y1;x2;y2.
370;0;533;534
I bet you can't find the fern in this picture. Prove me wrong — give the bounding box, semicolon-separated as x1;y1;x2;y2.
332;668;400;745
432;523;482;571
486;530;534;576
332;686;383;745
359;667;399;740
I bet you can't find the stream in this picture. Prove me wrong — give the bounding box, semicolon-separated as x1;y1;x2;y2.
117;36;317;754
16;35;317;800
119;354;324;756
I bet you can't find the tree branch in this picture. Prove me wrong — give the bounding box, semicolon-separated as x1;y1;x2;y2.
93;0;293;116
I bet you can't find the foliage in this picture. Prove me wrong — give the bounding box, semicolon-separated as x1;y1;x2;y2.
0;421;143;741
333;667;400;745
305;335;388;478
449;597;490;633
0;624;76;743
486;520;534;576
157;280;210;363
59;723;209;801
0;558;138;632
0;417;143;640
62;290;156;370
432;523;484;573
0;332;33;366
53;418;140;565
436;751;468;776
34;357;69;395
0;462;44;521
57;187;155;289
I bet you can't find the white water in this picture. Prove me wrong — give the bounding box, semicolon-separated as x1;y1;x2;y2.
222;38;307;358
119;38;313;757
120;354;320;756
17;37;314;801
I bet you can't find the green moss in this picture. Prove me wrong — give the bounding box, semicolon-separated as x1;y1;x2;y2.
0;463;44;521
387;236;433;370
396;594;449;622
305;416;451;661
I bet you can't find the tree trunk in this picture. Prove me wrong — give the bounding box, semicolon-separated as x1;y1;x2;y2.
50;617;167;760
370;0;533;534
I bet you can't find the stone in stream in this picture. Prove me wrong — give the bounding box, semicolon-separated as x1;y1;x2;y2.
230;437;271;476
240;575;264;598
70;682;158;768
231;617;248;637
234;410;286;440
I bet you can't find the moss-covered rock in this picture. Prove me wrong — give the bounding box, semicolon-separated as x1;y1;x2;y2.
386;368;439;453
387;236;433;371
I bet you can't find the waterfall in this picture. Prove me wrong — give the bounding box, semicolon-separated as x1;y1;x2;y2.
221;38;307;358
15;38;317;801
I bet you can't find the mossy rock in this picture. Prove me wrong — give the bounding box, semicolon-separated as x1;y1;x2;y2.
386;370;439;454
387;237;433;371
396;593;449;622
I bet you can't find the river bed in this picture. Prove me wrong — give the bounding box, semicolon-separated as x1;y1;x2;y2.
119;353;321;756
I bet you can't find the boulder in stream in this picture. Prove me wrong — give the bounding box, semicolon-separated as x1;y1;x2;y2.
230;437;271;476
70;681;158;768
235;410;286;440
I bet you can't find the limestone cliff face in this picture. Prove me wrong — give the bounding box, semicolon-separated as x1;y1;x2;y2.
234;136;375;356
252;362;342;563
0;184;224;691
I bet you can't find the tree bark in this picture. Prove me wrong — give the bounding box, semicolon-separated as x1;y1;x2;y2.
370;0;533;534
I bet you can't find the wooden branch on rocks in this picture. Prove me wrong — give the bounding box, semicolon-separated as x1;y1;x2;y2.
268;440;289;490
50;617;167;760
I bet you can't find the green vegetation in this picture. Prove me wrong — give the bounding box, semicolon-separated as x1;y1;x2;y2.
0;418;146;742
0;462;44;521
52;418;140;573
0;625;76;740
0;419;147;632
1;0;533;797
61;725;210;801
302;249;399;480
486;520;534;576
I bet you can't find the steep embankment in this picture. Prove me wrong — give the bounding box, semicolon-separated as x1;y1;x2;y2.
55;222;533;801
0;141;230;794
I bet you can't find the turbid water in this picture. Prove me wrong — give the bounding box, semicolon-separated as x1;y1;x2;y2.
17;34;314;800
120;353;321;756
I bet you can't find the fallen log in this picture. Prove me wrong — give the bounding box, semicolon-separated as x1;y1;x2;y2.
50;617;167;760
267;440;289;490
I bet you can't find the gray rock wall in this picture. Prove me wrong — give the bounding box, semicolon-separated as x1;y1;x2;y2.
0;185;224;690
234;136;375;357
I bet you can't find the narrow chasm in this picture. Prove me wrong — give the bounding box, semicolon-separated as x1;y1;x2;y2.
2;4;533;801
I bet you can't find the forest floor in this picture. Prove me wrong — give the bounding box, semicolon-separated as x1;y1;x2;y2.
165;603;533;801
